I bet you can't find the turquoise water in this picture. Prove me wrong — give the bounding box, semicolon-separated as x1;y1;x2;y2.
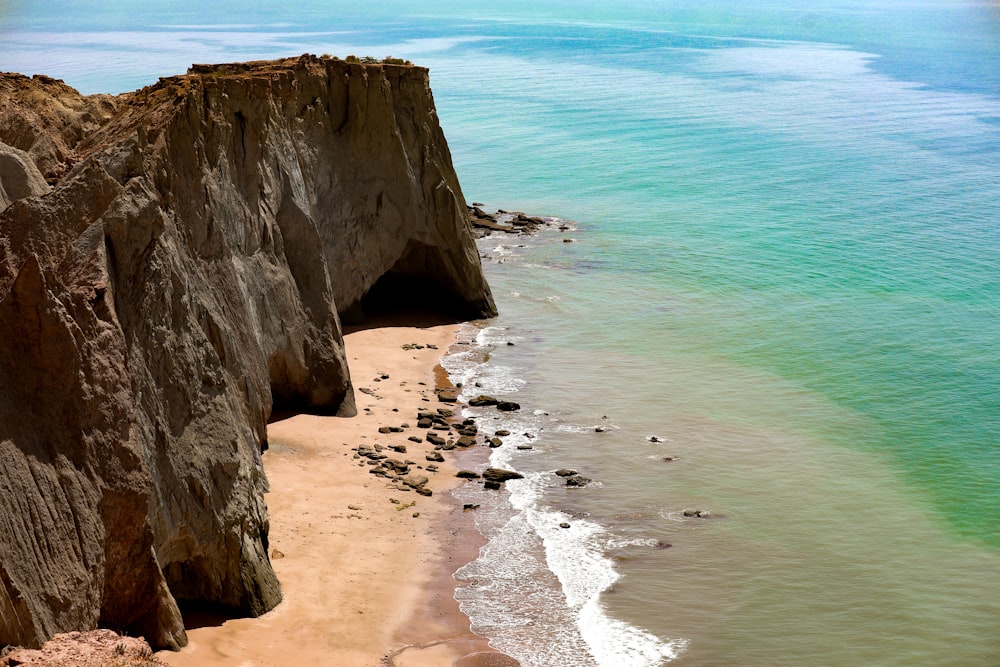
3;1;999;663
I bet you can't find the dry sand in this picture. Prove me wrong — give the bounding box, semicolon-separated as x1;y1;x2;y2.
158;320;515;667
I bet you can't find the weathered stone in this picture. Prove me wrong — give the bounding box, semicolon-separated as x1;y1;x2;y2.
482;468;524;484
683;509;712;518
456;435;477;448
554;469;578;477
495;430;511;437
483;481;502;491
437;390;458;403
389;444;407;453
489;438;503;448
468;394;498;407
426;432;446;446
425;451;444;462
0;55;496;650
559;522;571;529
384;459;410;474
402;474;430;489
456;470;481;479
565;475;591;487
497;401;521;412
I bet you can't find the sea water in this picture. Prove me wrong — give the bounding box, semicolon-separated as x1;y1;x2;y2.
2;2;999;664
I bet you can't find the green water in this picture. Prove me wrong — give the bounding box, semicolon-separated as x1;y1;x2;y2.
2;1;999;662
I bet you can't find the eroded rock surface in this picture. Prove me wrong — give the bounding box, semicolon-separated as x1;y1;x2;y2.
0;54;494;650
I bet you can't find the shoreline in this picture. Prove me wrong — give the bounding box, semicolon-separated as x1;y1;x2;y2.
156;316;516;667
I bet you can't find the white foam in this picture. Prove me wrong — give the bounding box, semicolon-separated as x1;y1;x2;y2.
445;320;687;666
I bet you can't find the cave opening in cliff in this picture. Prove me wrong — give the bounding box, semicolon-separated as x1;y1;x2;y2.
346;240;471;327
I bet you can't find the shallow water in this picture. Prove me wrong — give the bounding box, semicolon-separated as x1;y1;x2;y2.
3;2;999;664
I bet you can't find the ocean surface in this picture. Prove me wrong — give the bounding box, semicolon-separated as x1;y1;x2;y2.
3;1;999;664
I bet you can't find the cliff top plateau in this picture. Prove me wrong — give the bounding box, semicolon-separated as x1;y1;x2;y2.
0;54;495;651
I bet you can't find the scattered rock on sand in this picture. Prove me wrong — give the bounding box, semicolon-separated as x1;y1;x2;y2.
436;390;458;403
402;474;430;490
425;451;444;462
456;470;481;479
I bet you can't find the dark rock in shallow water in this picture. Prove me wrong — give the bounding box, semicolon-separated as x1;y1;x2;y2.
468;394;499;407
495;429;511;437
456;435;477;448
554;469;578;477
456;470;481;479
484;481;502;491
482;468;524;483
559;522;571;529
496;401;521;412
683;509;712;518
463;503;481;511
565;475;591;488
489;437;503;448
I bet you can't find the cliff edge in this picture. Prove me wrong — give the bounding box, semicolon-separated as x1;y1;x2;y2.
0;54;495;650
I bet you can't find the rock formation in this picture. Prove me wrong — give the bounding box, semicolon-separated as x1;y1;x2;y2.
0;54;495;650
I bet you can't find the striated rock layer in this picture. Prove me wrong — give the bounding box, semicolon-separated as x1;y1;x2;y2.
0;54;495;650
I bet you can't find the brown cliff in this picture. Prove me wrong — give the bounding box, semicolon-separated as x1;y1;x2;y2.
0;54;495;650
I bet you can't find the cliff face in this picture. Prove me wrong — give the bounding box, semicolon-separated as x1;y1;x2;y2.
0;54;495;650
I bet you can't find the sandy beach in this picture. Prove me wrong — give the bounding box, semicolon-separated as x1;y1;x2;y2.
157;318;515;667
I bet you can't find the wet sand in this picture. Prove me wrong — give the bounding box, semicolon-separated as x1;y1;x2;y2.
158;319;515;667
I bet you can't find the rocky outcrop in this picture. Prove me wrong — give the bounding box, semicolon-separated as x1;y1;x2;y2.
0;55;494;650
